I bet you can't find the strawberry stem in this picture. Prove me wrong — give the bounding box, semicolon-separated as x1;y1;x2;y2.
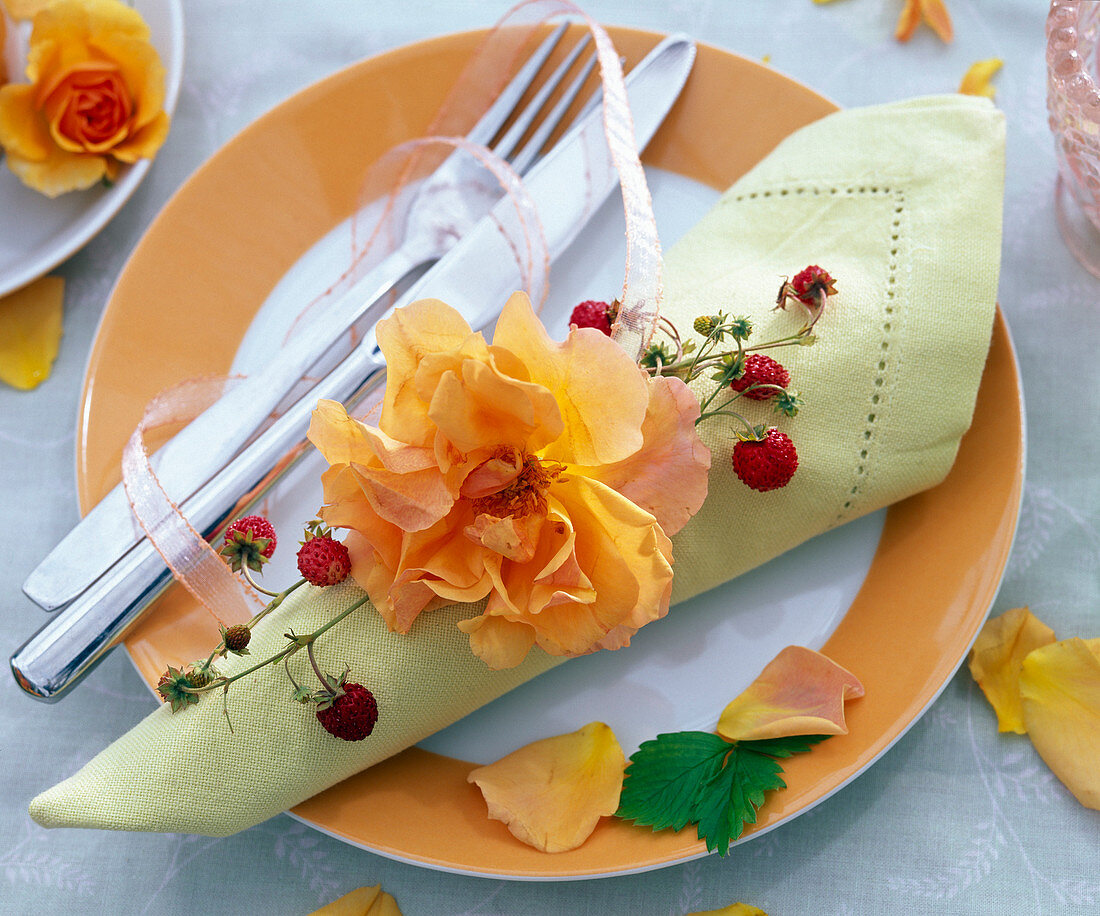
180;592;371;696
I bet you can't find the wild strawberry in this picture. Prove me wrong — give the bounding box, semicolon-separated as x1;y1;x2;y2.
220;515;277;572
569;300;615;335
221;623;251;654
315;682;378;741
788;265;837;305
156;665;200;712
731;428;798;492
297;535;352;587
731;353;791;400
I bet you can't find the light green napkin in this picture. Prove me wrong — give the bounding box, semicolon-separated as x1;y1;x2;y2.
30;94;1005;836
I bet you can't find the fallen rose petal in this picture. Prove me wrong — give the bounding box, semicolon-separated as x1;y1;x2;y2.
716;645;864;741
968;606;1056;733
1019;638;1100;810
959;58;1003;98
308;884;402;916
896;0;953;44
468;721;626;852
0;275;63;390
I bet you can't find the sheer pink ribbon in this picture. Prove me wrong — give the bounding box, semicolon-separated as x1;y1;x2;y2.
121;377;265;624
121;1;664;623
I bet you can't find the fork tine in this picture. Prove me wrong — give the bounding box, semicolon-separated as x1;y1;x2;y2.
464;22;570;148
507;49;598;175
489;34;593;164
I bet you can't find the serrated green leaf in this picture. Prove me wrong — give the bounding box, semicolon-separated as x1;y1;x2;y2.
616;731;730;831
616;731;831;856
694;744;784;852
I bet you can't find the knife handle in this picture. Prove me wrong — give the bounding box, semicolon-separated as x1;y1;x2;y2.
11;345;388;701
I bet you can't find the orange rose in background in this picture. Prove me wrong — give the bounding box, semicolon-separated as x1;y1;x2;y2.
0;0;169;196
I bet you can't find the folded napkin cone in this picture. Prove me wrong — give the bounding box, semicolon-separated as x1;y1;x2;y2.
31;95;1005;836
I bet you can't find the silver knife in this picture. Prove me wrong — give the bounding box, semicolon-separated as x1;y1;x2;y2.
11;34;697;700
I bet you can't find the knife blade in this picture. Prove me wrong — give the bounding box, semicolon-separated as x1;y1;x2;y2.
11;34;697;700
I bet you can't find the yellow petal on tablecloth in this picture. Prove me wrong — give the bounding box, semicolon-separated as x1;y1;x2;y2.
716;646;864;741
959;58;1003;99
467;721;626;853
0;275;63;390
968;606;1056;733
1019;638;1100;810
308;884;402;916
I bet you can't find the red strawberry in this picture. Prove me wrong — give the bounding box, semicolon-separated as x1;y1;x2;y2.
569;300;614;335
315;683;378;741
220;515;277;571
789;265;837;305
732;428;798;492
297;535;352;587
731;354;791;400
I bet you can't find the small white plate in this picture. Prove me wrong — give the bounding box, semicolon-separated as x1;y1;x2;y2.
0;0;184;298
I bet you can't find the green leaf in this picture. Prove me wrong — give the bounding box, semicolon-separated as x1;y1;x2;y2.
616;732;729;831
617;732;831;856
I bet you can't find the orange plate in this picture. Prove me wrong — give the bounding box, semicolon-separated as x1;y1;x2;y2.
78;29;1023;878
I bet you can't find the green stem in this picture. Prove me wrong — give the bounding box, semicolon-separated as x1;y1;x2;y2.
182;593;372;695
696;408;758;438
242;563;282;598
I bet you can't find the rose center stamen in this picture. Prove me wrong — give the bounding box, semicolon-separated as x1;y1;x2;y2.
470;449;562;519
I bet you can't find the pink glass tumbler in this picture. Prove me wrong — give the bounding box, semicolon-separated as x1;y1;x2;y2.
1048;0;1100;278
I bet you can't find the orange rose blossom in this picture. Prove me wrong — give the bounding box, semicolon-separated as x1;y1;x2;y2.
0;0;169;196
308;294;712;670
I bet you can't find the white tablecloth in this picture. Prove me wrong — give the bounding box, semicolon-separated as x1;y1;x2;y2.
3;1;1098;913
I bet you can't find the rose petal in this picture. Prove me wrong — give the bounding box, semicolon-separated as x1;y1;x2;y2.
1019;638;1100;810
0;275;63;390
716;646;864;741
375;298;478;447
522;476;673;657
896;0;953;43
959;58;1003;99
427;356;562;455
308;884;403;916
968;606;1056;734
468;722;626;852
457;613;535;670
492;292;649;466
309;400;455;532
578;374;710;535
0;83;54;160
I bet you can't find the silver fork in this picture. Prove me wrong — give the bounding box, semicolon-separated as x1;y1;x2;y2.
22;23;601;613
361;26;597;297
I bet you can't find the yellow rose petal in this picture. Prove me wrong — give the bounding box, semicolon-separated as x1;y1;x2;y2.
308;885;402;916
493;292;649;467
1019;638;1100;810
717;646;864;742
0;275;64;390
468;721;626;852
959;58;1003;99
689;905;769;916
968;606;1056;733
896;0;953;44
